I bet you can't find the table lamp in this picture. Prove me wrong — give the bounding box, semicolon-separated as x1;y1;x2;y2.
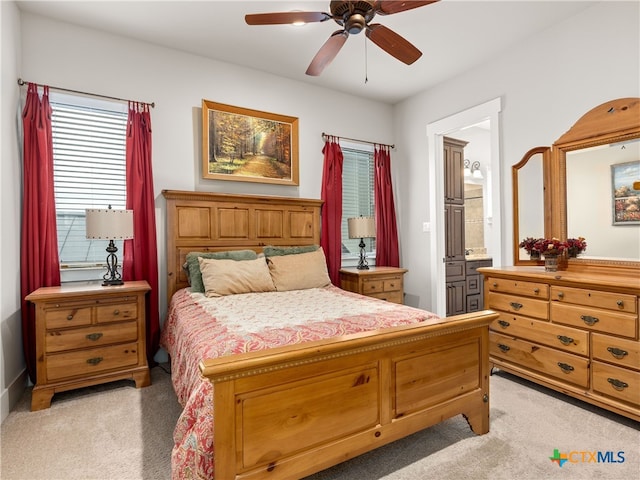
86;206;134;286
348;216;376;270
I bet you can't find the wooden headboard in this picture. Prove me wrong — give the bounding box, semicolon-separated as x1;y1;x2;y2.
162;190;323;301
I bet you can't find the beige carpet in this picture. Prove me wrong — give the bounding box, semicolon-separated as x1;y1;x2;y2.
1;366;638;480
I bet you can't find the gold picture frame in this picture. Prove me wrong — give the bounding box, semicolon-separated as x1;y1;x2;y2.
202;100;299;185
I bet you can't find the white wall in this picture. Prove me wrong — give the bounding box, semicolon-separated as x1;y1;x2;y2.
393;1;639;310
1;0;27;423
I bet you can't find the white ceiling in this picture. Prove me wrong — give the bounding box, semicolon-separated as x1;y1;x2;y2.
16;0;598;104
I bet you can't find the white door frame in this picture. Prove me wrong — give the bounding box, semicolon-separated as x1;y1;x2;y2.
426;97;503;316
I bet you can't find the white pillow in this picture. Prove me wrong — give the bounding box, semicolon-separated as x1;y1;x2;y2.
198;256;275;297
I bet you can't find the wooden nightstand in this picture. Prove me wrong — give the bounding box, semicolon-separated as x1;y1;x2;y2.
339;266;408;304
25;280;151;411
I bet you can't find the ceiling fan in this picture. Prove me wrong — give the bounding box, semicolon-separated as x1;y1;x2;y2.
245;1;440;76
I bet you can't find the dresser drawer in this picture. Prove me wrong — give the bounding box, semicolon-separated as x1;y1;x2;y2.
96;302;138;324
592;361;640;406
550;286;636;314
487;292;549;320
368;291;403;304
44;307;92;330
490;332;589;387
46;342;141;381
383;277;402;292
45;321;138;353
550;302;637;338
491;313;588;356
486;277;549;300
592;334;640;370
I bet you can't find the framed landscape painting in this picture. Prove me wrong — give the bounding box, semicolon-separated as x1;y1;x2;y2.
611;160;640;225
202;100;299;185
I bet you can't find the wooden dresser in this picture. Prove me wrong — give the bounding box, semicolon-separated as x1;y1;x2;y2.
339;267;407;304
26;281;151;410
478;267;640;421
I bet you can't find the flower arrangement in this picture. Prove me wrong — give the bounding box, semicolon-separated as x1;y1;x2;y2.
566;237;587;257
533;238;568;257
519;237;541;258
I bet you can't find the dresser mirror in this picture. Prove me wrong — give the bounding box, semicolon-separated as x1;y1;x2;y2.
513;98;639;269
512;147;550;264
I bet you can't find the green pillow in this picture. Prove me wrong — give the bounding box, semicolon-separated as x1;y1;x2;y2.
263;245;319;257
184;250;259;293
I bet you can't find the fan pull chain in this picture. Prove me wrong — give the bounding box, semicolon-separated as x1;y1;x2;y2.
364;37;368;84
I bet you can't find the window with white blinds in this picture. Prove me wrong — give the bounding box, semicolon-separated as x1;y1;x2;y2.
341;146;375;262
50;94;128;271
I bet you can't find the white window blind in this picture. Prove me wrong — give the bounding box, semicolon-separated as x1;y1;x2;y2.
50;96;128;270
341;147;375;260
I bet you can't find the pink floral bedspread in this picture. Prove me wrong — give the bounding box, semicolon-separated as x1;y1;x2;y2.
160;285;437;480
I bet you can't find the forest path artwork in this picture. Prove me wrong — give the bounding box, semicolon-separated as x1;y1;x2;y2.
202;100;299;185
232;154;291;179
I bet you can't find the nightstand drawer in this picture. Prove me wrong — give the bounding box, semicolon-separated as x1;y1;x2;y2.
45;321;138;353
45;307;92;330
383;277;402;292
46;342;141;381
362;280;384;294
96;302;138;323
368;291;403;304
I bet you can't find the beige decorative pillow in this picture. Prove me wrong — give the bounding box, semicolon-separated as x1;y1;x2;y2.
198;256;275;297
267;248;331;291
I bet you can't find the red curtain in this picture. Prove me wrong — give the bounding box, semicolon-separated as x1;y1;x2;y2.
20;84;61;382
374;145;400;267
320;137;344;285
123;102;160;366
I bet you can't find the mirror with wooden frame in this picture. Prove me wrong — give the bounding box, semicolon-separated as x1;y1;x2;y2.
553;97;640;271
512;147;550;264
513;98;640;270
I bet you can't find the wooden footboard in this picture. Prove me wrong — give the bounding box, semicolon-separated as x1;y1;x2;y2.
200;309;497;480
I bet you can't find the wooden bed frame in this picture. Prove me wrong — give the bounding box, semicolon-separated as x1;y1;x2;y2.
162;190;498;480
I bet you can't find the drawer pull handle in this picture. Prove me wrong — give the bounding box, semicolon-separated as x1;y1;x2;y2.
492;282;497;288
580;315;599;326
607;347;628;359
509;302;523;311
533;288;540;295
557;335;574;346
607;378;628;391
616;300;624;308
557;292;564;299
67;315;74;320
86;333;103;341
389;282;396;288
113;309;120;316
86;357;103;366
497;344;510;352
557;362;574;373
497;320;510;329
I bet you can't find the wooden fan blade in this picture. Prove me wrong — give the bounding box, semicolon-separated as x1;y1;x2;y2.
366;24;422;65
375;1;439;15
306;31;349;76
245;11;331;25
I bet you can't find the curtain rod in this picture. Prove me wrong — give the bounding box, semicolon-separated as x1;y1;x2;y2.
322;132;394;149
17;78;155;108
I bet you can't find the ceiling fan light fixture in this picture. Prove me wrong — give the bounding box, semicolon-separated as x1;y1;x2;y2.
346;13;367;34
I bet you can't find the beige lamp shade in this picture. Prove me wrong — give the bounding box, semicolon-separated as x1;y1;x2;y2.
348;216;376;239
86;208;134;240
